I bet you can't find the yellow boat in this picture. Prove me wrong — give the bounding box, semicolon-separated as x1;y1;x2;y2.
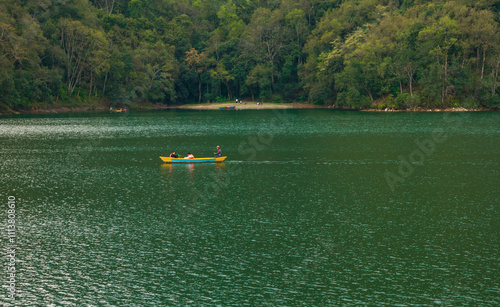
159;156;227;163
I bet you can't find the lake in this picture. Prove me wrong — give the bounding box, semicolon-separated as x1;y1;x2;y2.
0;109;499;305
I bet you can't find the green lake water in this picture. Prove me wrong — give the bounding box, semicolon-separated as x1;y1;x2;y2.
0;109;499;305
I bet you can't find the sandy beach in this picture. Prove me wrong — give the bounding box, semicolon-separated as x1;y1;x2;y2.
3;102;495;115
176;102;327;110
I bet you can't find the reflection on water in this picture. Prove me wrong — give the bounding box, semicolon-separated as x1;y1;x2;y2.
160;161;227;177
0;110;498;305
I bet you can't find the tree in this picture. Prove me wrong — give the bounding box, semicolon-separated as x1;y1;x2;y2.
210;62;234;99
241;8;289;93
185;47;211;103
245;64;272;101
301;8;342;103
461;8;498;80
59;18;108;96
418;15;459;103
132;42;178;103
2;0;500;112
92;0;118;15
285;8;308;64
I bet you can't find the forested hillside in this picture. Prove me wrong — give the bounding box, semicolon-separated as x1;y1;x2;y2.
0;0;499;111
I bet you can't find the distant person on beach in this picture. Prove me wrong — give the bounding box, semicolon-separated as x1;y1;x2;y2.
214;145;222;157
169;152;179;158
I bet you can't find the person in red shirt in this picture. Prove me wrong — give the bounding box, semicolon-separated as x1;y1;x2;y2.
214;145;222;157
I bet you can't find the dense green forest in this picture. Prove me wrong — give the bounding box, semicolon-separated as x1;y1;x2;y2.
0;0;499;111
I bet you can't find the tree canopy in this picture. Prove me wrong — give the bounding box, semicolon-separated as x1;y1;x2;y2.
0;0;499;110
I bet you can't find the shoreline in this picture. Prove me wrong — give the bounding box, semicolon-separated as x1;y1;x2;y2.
360;106;497;112
1;102;328;115
175;102;328;110
0;102;497;115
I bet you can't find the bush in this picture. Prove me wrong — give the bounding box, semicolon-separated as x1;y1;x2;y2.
462;98;479;109
215;95;226;103
394;93;410;109
59;87;70;102
258;90;271;101
203;93;215;102
484;94;500;108
336;88;371;108
394;93;421;109
271;94;283;103
308;83;334;105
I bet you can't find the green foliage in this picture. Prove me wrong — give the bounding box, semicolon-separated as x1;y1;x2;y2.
215;95;227;103
394;93;422;109
483;94;500;108
0;0;499;110
272;95;283;104
312;99;325;106
336;88;371;108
